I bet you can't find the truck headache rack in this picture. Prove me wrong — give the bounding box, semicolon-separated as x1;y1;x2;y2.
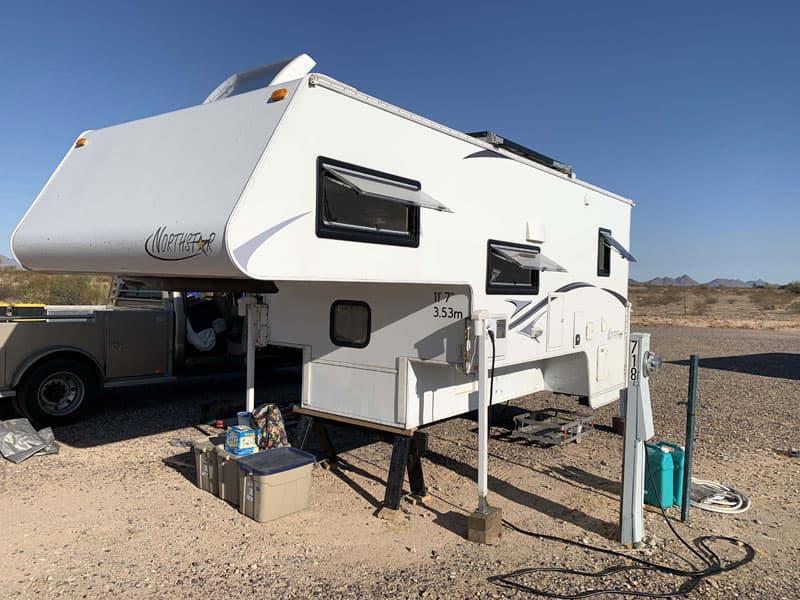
468;131;573;177
510;408;595;445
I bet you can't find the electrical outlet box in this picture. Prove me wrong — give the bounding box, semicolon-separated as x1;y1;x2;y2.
486;315;507;360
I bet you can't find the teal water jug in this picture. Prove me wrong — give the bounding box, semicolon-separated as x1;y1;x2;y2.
658;441;685;507
644;443;674;509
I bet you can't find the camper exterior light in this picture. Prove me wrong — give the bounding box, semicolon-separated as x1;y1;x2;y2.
74;137;87;148
270;88;288;102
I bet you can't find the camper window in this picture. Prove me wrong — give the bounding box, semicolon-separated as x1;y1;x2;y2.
486;240;540;295
317;158;421;247
598;228;612;276
598;228;636;277
330;300;371;348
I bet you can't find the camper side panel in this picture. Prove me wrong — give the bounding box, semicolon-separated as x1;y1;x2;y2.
229;79;633;408
267;282;471;428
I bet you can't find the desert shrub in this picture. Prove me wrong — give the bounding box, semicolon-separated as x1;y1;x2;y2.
634;288;682;307
749;288;785;311
699;290;719;304
782;281;800;294
0;280;13;300
662;288;684;303
9;273;110;305
692;293;716;315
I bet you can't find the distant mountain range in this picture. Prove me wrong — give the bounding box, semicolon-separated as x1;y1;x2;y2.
630;274;769;288
0;254;20;269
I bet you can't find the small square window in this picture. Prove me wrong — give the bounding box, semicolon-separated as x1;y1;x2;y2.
330;300;371;348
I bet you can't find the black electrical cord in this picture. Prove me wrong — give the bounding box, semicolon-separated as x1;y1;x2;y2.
487;329;496;407
492;463;755;598
479;342;755;598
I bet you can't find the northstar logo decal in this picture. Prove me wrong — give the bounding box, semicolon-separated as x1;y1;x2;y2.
145;226;217;261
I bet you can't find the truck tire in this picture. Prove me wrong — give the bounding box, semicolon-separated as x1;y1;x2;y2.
9;393;28;418
17;357;99;427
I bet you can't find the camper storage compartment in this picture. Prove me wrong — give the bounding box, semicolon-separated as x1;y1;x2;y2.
192;438;218;495
238;448;315;523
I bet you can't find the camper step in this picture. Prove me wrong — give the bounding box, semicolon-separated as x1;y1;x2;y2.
511;408;595;446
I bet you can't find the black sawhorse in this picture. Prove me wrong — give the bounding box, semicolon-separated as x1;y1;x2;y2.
292;406;428;518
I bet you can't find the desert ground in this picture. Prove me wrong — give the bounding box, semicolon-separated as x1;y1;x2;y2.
2;322;799;599
629;284;800;331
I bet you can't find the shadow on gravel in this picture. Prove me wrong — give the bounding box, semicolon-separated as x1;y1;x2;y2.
425;450;618;541
670;353;800;380
546;466;620;497
162;450;197;486
55;372;301;448
329;459;383;509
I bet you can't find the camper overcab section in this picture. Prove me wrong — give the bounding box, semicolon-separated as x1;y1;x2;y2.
12;54;636;431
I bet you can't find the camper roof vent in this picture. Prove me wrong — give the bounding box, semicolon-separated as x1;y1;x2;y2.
204;54;316;104
467;131;573;177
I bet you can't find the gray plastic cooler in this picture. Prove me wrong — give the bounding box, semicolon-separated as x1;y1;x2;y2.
215;444;248;506
192;439;218;495
238;448;315;523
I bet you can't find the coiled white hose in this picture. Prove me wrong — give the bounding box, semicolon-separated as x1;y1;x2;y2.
690;478;751;514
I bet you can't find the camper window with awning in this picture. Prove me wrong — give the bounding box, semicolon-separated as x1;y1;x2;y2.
316;158;451;248
597;228;636;276
485;240;566;295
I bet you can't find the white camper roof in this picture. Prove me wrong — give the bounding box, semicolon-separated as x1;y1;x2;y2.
13;53;633;287
203;54;316;104
12;56;317;280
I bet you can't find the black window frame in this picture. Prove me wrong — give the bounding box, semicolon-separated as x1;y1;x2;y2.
485;239;541;295
598;227;612;277
329;300;372;349
316;156;421;248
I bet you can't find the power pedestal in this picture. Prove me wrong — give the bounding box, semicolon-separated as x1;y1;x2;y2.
619;332;660;547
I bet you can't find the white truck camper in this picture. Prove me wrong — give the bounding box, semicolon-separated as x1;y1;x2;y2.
13;54;636;434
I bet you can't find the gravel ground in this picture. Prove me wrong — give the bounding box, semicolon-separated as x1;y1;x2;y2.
1;326;798;599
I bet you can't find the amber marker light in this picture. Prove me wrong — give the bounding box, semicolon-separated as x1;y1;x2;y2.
270;88;288;102
74;137;87;148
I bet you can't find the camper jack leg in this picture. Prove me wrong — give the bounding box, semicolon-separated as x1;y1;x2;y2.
292;414;314;449
406;431;429;503
382;436;411;513
380;432;428;518
314;421;340;468
291;414;339;468
291;407;428;520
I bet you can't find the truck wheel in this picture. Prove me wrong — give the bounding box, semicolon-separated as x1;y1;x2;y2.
10;393;27;418
18;357;98;427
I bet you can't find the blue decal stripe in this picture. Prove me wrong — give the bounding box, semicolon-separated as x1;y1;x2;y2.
509;282;594;329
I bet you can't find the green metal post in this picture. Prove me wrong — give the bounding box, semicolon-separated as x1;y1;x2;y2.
681;355;699;522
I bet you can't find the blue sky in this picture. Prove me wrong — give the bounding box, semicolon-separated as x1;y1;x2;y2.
1;1;797;283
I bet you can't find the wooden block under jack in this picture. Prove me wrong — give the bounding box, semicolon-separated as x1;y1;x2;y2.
612;416;626;436
319;459;340;471
467;506;503;544
404;493;432;506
